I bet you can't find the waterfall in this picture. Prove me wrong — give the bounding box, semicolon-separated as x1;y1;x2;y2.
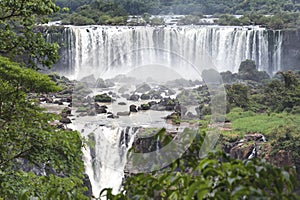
46;25;284;197
55;25;283;79
248;145;257;159
79;123;138;197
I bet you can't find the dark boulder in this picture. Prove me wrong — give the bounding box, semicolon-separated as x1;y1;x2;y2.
128;94;140;101
87;110;97;116
141;93;150;100
238;60;270;82
117;111;131;116
54;100;64;105
95;104;107;114
80;75;96;87
139;104;150;111
62;107;72;115
135;83;151;93
130;105;138;112
60;117;72;124
107;114;119;119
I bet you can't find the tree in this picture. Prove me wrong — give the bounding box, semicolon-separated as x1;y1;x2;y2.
0;0;88;198
263;71;300;112
0;56;88;199
0;0;60;69
226;84;250;110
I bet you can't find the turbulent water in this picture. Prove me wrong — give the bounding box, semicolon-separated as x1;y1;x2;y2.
55;25;283;79
49;25;283;198
79;124;138;196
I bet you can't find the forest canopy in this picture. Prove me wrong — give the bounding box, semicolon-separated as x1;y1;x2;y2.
55;0;300;15
52;0;300;28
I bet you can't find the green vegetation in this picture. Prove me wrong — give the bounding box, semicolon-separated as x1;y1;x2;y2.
51;0;300;28
109;0;300;15
0;0;60;69
0;1;88;199
98;66;300;198
218;12;300;29
94;93;114;103
223;108;300;180
0;56;88;199
59;0;128;25
1;0;300;198
223;62;300;113
105;129;299;199
227;109;300;136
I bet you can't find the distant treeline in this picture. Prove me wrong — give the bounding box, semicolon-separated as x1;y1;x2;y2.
51;0;300;28
55;0;299;15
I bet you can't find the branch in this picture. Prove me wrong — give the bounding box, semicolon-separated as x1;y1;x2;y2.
0;0;26;21
0;148;31;168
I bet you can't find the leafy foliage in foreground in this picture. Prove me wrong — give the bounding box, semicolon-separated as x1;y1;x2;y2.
103;131;299;199
0;0;60;69
0;56;88;199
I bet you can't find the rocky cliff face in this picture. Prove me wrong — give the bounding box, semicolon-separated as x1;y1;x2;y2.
282;29;300;71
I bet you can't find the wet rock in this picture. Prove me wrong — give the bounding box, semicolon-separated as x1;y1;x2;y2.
60;89;73;95
157;85;176;96
80;75;96;87
60;117;72;124
230;144;255;159
45;96;53;103
95;104;107;114
128;94;140;101
83;173;93;198
117;111;130;116
107;114;119;119
96;78;107;88
165;112;180;120
87;110;96;116
130;105;138;112
61;96;72;103
150;104;165;111
62;107;72;115
135;83;151;93
121;94;130;99
139;104;150;111
61;113;68;118
223;133;267;160
79;113;87;117
149;92;162;100
244;133;266;142
57;123;65;130
54;100;64;105
148;101;157;107
141;93;150;100
118;85;131;93
220;71;238;83
39;97;46;102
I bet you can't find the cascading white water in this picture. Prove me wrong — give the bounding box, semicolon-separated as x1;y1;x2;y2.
49;25;283;198
79;123;138;197
62;25;283;79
